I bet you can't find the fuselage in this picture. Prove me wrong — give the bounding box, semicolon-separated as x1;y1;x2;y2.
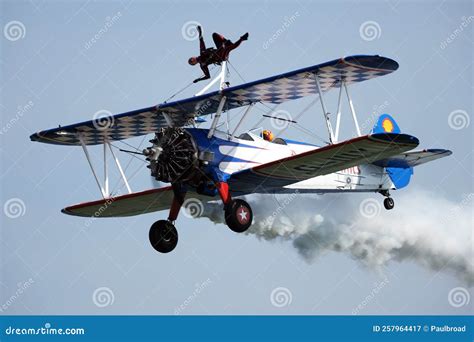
187;128;394;194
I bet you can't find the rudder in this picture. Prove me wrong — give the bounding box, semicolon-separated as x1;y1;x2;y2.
372;114;412;189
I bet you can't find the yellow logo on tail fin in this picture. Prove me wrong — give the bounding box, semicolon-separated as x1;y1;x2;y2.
382;118;394;132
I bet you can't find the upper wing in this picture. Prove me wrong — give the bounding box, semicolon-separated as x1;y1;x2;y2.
30;55;398;146
222;54;398;105
62;186;211;218
373;149;452;168
228;133;419;194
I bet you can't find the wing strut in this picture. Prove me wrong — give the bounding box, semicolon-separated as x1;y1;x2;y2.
103;143;109;196
334;76;344;141
78;134;133;198
208;96;227;138
231;103;255;137
79;134;107;199
343;80;362;137
107;140;132;194
314;73;335;144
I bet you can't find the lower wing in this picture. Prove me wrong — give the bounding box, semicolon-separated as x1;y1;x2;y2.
228;133;419;194
62;187;210;218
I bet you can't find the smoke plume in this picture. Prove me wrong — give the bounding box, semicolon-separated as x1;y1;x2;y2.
199;189;474;285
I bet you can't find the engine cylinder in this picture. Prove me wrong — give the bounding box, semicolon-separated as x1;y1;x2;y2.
146;128;199;183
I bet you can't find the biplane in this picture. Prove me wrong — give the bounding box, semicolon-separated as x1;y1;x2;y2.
30;55;452;253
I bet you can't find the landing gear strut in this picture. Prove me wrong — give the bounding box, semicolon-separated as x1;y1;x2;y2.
149;183;186;254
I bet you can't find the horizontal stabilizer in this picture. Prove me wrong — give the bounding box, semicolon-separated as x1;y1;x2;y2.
373;149;452;168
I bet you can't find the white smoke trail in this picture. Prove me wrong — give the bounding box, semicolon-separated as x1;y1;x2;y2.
200;189;473;285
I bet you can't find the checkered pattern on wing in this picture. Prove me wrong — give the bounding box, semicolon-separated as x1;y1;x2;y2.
34;110;169;145
225;64;391;104
31;56;396;145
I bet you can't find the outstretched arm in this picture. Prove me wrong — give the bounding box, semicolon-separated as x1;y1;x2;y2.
193;64;211;83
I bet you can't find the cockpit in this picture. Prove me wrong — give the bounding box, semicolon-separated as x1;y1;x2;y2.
238;128;287;145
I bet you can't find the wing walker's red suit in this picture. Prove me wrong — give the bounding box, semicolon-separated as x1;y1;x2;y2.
188;26;249;83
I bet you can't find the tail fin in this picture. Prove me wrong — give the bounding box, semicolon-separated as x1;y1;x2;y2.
371;113;401;134
371;114;412;189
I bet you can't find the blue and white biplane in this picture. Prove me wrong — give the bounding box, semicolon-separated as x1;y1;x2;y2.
30;55;451;253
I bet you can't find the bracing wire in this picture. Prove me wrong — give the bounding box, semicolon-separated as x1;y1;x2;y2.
227;60;246;83
164;64;219;103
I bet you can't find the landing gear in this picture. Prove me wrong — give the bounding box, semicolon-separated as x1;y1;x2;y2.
383;197;394;210
149;220;178;253
149;183;185;254
148;181;253;254
225;199;253;233
216;181;253;233
380;190;394;210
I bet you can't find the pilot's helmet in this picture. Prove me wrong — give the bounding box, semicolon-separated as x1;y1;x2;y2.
262;129;274;142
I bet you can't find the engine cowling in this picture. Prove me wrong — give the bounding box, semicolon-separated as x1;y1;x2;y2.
144;127;199;183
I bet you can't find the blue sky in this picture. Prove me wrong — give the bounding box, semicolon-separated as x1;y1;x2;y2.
1;0;472;315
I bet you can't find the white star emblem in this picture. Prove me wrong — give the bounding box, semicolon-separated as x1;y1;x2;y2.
238;208;248;222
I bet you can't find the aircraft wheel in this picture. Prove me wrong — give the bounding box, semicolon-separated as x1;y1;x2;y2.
149;220;178;253
383;197;394;210
225;199;253;233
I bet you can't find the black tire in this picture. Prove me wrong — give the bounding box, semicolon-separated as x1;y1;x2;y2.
383;197;394;210
225;199;253;233
149;220;178;253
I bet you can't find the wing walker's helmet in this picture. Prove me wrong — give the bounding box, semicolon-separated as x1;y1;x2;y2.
262;129;274;142
188;57;198;65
